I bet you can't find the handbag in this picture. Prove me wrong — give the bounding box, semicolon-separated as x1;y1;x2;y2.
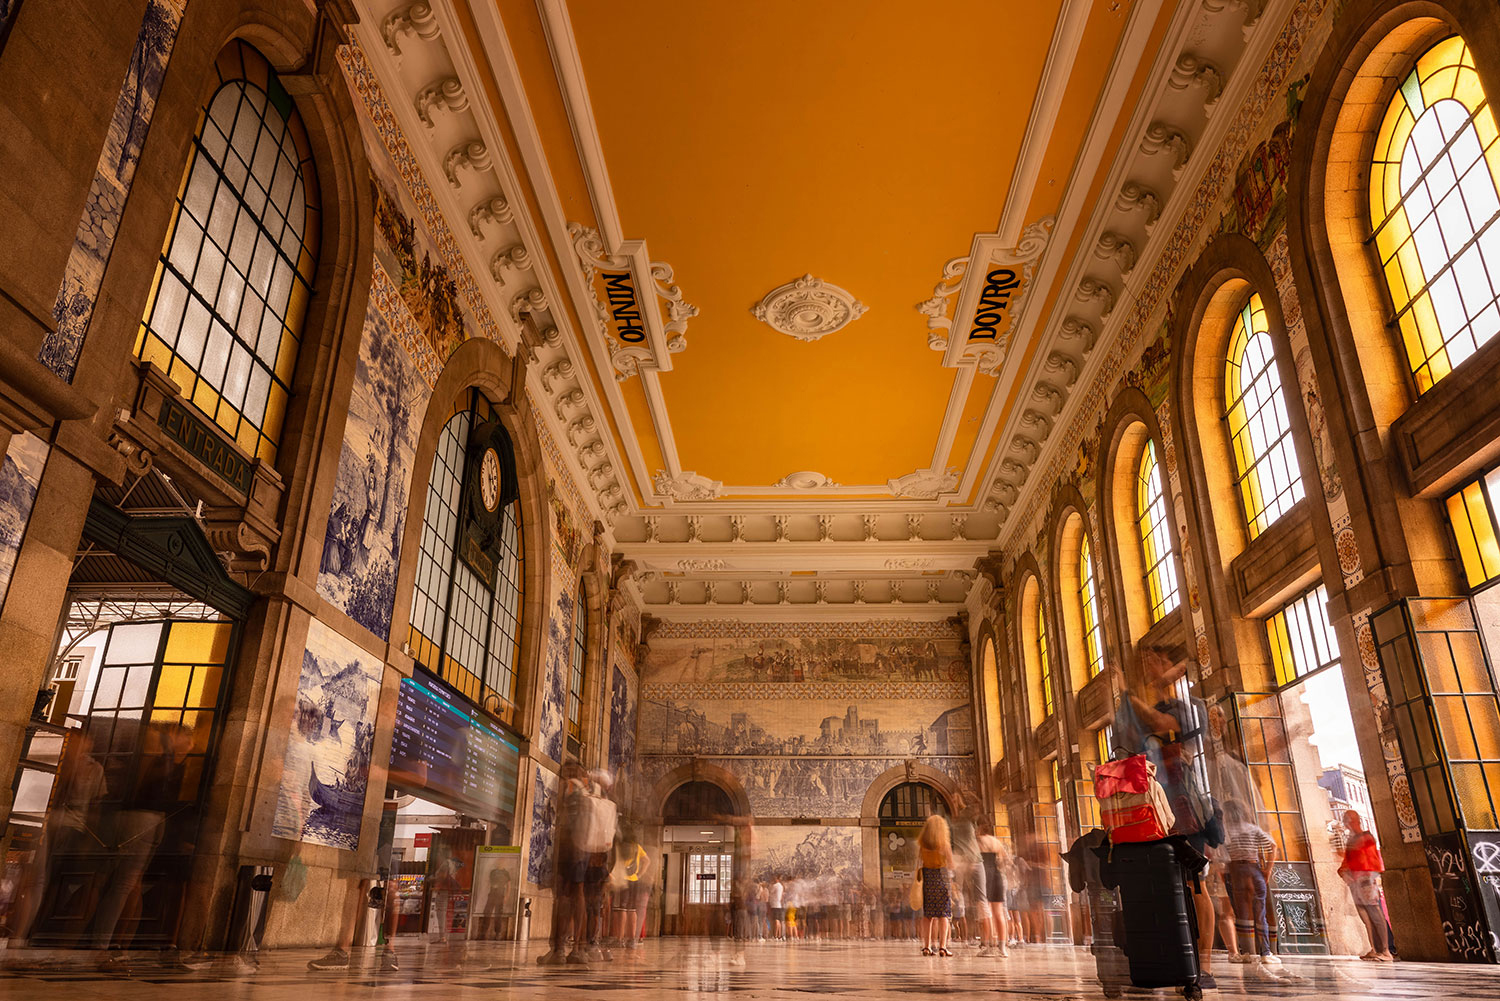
908;870;924;911
1096;754;1175;843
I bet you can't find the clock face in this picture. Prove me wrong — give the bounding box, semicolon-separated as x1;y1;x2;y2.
479;448;501;512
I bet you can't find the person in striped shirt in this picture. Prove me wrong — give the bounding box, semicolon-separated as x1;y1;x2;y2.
1223;799;1280;967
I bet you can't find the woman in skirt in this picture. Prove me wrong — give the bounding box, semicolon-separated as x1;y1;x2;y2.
918;814;954;956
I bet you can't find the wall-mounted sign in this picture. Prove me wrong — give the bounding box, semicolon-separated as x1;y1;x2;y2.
602;272;646;344
156;397;253;494
569;224;697;381
968;268;1023;343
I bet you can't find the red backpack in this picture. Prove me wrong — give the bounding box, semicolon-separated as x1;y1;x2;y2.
1095;755;1175;843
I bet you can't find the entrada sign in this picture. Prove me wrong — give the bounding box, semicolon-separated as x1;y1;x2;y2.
156;397;253;494
968;267;1022;342
602;271;646;344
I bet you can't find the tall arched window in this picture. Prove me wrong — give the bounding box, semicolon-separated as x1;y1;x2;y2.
136;42;319;464
567;580;587;745
407;390;524;715
1037;599;1055;717
1079;532;1104;678
1225;292;1304;538
1371;35;1500;394
981;637;1005;761
1137;439;1180;619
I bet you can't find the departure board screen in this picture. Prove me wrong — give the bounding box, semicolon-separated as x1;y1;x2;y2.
389;673;519;821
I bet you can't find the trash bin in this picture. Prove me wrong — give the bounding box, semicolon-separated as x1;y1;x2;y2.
227;864;274;954
516;897;531;942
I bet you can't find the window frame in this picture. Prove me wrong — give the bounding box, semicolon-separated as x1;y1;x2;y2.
1136;437;1181;622
1223;291;1306;539
1078;530;1105;679
566;578;587;743
1037;597;1055;718
406;390;525;719
135;41;319;465
1368;35;1500;398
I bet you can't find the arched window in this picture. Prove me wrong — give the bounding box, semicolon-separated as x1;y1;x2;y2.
407;390;524;714
136;42;319;464
1037;598;1055;717
1371;35;1500;394
1136;439;1180;619
567;579;587;743
878;782;948;824
981;636;1005;762
1079;531;1104;678
1225;292;1304;538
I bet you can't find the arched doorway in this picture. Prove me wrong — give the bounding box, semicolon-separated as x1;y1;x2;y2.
660;780;739;937
877;781;950;935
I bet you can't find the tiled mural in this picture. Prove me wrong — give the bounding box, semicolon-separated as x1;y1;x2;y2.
638;620;977;823
526;764;558;886
38;0;185;381
607;662;636;771
315;263;431;638
752;825;860;883
0;433;49;612
272;619;384;850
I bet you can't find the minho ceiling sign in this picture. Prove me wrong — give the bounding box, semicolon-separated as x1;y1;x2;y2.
568;223;698;382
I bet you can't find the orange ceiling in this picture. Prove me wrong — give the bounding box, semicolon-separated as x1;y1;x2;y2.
488;0;1148;496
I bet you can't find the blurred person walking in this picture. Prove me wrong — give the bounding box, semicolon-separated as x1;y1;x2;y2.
1338;810;1393;961
1224;799;1278;968
917;814;953;957
976;821;1010;957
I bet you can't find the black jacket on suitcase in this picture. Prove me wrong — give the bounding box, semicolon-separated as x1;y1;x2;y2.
1096;837;1207;996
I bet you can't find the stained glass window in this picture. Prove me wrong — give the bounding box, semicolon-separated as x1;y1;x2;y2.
1225;293;1304;537
1038;599;1055;717
1371;36;1500;394
1079;531;1105;678
135;42;319;464
1136;439;1180;620
1266;584;1340;688
567;581;586;741
407;391;524;715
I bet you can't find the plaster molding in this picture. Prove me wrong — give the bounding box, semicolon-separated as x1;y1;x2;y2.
752;275;868;342
414;75;467;126
652;469;723;503
567;223;695;381
888;467;961;500
774;470;840;490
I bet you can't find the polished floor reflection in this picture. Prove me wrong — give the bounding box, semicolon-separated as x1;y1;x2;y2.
0;938;1490;999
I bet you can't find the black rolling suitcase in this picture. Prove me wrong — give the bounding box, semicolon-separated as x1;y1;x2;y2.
1063;830;1128;998
1097;838;1203;1001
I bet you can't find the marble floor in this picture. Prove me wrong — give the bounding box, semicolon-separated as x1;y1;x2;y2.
0;937;1492;1000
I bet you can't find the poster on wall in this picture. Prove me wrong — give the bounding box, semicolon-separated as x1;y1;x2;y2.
469;845;522;940
272;619;384;849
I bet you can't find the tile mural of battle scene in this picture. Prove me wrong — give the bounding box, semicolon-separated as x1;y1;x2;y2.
639;700;972;759
643;633;967;685
0;433;49;611
752;826;860;883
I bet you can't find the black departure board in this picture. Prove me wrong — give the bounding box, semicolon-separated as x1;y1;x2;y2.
389;673;519;821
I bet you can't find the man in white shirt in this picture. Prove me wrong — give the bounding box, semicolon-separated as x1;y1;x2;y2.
769;877;785;940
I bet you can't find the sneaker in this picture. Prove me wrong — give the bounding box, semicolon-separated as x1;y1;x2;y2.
1198;973;1218;990
976;945;992;957
380;948;400;972
728;954;746;967
307;949;350;971
537;950;565;966
1229;953;1252;964
565;951;591;967
1260;953;1282;966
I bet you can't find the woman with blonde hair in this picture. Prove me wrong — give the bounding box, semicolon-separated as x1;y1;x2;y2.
917;814;954;956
